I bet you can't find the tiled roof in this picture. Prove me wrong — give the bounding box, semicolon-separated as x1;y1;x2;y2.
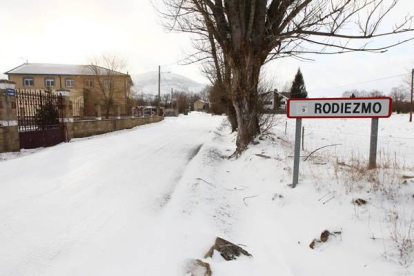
5;63;127;76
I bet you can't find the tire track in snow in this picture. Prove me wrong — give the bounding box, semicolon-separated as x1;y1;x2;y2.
154;143;204;210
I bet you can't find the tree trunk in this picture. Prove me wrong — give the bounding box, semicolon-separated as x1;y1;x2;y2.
105;105;110;119
223;57;237;132
104;99;113;119
219;84;237;132
231;60;262;154
226;104;238;132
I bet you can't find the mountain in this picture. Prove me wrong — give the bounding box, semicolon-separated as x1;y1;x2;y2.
131;72;207;95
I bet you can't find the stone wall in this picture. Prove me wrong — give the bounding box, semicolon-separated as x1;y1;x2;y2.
0;85;162;153
67;116;163;139
0;126;19;153
0;86;19;153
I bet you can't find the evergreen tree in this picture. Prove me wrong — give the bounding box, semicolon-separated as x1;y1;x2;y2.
290;69;308;99
34;91;59;129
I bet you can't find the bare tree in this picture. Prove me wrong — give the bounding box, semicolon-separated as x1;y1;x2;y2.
192;23;238;132
158;3;238;131
342;89;369;97
202;59;238;131
131;92;146;107
208;83;227;114
171;91;190;113
369;90;385;97
401;68;414;90
257;77;279;134
342;89;384;98
390;85;410;113
390;85;410;102
161;93;172;107
199;85;211;101
85;54;127;118
178;92;189;113
160;0;414;154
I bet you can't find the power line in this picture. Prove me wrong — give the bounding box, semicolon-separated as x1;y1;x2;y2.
160;61;179;67
160;54;196;67
161;71;173;88
310;73;407;91
160;57;189;67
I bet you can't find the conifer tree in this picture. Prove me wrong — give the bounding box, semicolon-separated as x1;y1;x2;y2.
290;69;308;99
34;90;59;129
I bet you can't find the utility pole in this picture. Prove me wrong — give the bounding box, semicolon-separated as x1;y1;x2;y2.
157;65;161;117
410;68;413;122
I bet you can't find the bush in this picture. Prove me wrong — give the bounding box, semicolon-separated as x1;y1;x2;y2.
34;99;59;128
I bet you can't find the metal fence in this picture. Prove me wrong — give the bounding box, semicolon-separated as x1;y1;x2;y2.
16;89;64;132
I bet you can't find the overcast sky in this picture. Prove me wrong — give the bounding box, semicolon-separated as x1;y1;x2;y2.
1;0;413;97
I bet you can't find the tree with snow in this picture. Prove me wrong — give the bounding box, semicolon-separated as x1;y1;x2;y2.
290;69;307;99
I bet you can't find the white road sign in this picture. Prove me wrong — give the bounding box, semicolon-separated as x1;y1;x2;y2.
287;97;392;118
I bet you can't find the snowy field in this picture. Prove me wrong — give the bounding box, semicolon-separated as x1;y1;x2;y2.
0;112;414;275
279;114;414;168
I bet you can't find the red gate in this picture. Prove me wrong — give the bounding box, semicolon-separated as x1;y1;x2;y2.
16;90;65;149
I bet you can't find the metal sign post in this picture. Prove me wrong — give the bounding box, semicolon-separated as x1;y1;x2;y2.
287;97;392;188
368;118;379;169
292;118;302;188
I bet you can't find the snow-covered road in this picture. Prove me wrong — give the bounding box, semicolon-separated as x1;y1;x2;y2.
0;113;224;276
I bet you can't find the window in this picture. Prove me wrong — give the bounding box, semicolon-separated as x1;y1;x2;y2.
85;79;93;87
66;78;75;88
23;77;34;87
44;78;55;88
103;79;111;89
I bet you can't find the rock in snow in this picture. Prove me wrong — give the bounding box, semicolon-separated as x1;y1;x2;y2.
204;237;252;261
184;259;211;276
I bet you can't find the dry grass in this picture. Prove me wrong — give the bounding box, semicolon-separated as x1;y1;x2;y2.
330;151;414;266
331;150;409;198
386;208;414;267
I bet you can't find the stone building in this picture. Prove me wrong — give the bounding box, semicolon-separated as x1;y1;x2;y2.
5;63;133;117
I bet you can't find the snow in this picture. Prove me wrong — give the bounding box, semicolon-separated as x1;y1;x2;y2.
1;112;414;275
280;114;414;167
5;63;126;76
0;114;222;275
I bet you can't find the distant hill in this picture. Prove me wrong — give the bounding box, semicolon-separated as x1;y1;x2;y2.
131;72;207;95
